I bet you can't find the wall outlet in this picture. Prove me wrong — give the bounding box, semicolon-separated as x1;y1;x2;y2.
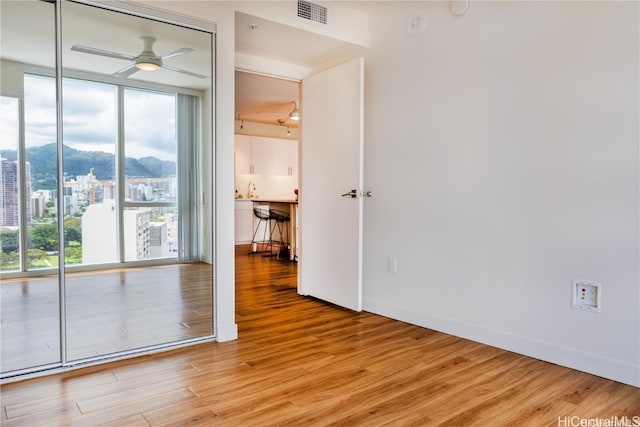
571;279;601;312
388;256;397;273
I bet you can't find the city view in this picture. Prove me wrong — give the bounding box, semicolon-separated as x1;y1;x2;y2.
0;144;178;271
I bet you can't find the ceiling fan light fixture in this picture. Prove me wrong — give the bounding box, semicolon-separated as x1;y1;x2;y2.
289;101;300;121
136;57;162;71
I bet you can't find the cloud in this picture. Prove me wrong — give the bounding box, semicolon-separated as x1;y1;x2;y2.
24;74;57;147
123;88;176;161
62;79;118;151
23;74;177;161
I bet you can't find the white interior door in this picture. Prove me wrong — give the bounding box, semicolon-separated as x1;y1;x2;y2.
299;57;364;311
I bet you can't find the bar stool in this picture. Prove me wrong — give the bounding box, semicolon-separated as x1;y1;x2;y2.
269;208;290;260
249;206;270;254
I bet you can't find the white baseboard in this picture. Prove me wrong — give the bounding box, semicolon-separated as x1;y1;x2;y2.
363;297;639;388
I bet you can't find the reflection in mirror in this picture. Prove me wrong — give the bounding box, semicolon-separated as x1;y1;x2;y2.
61;1;214;361
0;0;61;373
1;0;214;378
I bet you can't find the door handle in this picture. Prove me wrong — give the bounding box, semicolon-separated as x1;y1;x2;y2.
340;190;373;198
341;189;358;198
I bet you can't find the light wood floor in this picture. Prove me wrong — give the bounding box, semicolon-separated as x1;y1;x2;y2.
1;245;638;426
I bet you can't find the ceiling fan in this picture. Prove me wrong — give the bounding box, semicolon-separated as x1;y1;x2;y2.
70;36;208;79
256;101;299;121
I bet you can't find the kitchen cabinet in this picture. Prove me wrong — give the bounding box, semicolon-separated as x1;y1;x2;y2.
234;135;251;175
234;200;254;244
250;136;272;175
235;135;298;177
271;138;298;176
234;135;273;175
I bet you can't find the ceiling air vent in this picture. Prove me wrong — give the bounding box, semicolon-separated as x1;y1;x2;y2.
297;0;328;25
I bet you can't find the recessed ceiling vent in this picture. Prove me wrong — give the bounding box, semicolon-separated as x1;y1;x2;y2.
297;0;328;25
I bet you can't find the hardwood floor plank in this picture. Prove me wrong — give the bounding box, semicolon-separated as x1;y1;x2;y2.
46;388;197;427
142;399;218;426
96;413;152;427
0;404;82;427
1;244;639;426
153;409;219;427
76;379;198;414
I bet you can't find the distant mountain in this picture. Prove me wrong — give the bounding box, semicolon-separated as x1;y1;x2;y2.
0;143;176;190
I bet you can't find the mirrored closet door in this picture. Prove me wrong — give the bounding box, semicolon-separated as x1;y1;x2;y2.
0;0;215;378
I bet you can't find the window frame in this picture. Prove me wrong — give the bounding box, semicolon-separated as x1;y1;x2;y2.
2;66;205;276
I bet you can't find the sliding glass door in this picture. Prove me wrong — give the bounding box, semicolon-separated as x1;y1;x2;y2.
0;0;61;373
0;0;215;378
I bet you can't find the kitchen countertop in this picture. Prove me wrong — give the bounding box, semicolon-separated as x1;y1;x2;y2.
252;199;298;204
235;198;298;204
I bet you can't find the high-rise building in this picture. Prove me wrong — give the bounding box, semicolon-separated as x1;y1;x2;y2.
0;158;30;226
82;199;118;264
0;158;19;226
82;201;168;264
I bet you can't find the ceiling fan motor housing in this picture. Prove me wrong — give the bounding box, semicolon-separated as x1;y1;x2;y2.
136;36;162;70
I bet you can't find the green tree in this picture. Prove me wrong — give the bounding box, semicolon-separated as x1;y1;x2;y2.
27;248;50;267
0;250;19;270
29;224;58;252
64;241;82;265
0;229;20;253
64;218;82;244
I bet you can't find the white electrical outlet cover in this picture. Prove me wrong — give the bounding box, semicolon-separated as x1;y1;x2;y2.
571;279;601;312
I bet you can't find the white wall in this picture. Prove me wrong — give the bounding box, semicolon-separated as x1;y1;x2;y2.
136;0;639;386
361;1;639;387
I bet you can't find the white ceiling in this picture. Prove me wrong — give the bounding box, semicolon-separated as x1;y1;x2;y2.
0;1;212;91
235;11;365;72
235;70;300;127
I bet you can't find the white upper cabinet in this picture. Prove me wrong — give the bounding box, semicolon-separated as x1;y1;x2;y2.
250;136;272;175
235;135;298;177
271;138;298;176
234;134;252;174
289;139;298;178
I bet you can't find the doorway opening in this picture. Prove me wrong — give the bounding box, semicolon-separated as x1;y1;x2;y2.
233;70;300;292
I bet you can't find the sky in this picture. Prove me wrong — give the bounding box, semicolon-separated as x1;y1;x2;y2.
1;74;177;162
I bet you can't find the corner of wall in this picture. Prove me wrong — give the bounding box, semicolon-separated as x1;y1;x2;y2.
216;322;239;342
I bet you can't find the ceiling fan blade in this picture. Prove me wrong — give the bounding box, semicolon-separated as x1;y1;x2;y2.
71;45;135;61
161;47;193;60
162;64;208;79
113;64;139;78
